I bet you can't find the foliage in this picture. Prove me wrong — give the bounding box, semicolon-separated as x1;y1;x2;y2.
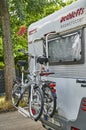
12;27;28;57
0;38;3;57
0;0;77;67
0;62;4;69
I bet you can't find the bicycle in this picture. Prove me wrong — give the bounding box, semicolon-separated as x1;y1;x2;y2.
11;49;57;121
39;70;57;118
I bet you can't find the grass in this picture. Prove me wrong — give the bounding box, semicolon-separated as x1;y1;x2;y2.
0;96;28;112
0;96;15;112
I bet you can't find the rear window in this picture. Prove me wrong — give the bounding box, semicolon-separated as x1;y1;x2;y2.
48;29;84;65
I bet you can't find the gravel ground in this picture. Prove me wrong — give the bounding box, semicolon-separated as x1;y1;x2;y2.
0;111;45;130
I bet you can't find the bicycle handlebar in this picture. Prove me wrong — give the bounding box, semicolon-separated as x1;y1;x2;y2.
18;49;49;64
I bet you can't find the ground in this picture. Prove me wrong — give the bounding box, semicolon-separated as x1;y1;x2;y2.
0;111;45;130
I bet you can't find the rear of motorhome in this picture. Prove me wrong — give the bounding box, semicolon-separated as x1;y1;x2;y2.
28;0;86;129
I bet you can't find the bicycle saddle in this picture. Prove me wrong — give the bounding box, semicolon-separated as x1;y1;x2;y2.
17;60;28;66
37;57;48;64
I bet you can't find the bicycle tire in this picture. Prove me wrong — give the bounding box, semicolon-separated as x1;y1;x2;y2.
11;79;30;107
11;80;21;107
29;86;44;121
43;85;57;117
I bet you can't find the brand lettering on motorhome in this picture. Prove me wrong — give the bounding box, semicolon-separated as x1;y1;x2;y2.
60;8;84;23
29;28;37;35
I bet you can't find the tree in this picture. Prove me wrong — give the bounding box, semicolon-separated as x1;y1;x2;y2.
0;0;16;101
0;0;77;101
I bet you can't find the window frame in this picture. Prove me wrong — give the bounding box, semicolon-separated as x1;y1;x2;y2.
47;28;85;65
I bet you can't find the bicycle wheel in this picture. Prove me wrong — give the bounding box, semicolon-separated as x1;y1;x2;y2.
43;86;57;117
29;86;44;121
11;80;21;107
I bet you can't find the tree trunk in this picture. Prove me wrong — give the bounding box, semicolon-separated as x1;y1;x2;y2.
0;0;16;101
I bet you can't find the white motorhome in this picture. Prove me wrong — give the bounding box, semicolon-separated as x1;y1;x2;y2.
28;0;86;129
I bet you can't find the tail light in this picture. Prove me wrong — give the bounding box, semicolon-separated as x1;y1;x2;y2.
81;99;86;111
71;127;80;130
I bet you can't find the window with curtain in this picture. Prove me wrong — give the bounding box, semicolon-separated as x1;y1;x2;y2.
48;29;83;64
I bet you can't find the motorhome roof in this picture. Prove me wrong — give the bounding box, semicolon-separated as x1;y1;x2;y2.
28;0;86;42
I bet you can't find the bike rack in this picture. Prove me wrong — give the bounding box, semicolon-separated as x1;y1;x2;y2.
18;106;30;118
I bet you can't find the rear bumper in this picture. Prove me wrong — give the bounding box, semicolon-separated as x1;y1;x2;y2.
41;97;86;130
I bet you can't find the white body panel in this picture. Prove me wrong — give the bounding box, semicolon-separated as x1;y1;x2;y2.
28;0;86;42
48;77;86;120
28;0;86;121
